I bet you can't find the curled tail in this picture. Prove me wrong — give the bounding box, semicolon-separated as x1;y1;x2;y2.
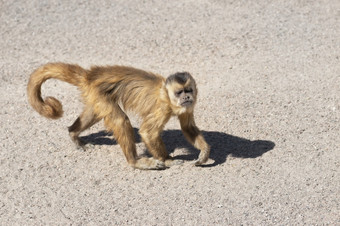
27;63;87;119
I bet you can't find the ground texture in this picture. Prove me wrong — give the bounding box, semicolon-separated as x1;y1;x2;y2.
1;0;339;225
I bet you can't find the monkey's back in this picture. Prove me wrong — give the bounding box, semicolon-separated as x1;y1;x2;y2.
83;65;167;118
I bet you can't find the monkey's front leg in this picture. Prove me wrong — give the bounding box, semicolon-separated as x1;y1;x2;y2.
192;133;210;166
179;113;210;165
104;109;165;170
139;123;183;168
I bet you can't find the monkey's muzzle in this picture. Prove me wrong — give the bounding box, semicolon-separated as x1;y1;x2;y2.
181;100;193;107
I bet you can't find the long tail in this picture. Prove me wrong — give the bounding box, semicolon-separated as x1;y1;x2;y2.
27;62;87;119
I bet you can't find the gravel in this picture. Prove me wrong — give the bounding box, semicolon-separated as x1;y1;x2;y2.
1;0;339;224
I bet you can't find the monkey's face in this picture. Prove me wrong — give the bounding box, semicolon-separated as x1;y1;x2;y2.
174;87;195;107
165;72;197;114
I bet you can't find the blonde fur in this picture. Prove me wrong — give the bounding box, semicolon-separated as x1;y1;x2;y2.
27;63;210;170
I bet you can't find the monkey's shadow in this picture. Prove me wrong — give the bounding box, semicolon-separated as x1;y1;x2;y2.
81;129;275;167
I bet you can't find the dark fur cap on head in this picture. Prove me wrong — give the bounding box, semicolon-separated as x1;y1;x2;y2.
165;72;193;85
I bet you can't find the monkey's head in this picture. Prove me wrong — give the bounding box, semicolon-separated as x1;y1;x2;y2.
164;72;197;114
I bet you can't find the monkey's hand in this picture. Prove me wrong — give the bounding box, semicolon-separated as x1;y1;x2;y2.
164;157;184;167
133;157;166;170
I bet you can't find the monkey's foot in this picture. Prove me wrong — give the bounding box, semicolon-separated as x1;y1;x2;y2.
164;158;184;167
133;157;166;170
194;149;210;166
72;137;94;151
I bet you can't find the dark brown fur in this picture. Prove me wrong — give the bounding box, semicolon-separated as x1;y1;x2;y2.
27;62;210;170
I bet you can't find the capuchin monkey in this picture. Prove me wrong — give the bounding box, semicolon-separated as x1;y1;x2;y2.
27;63;210;170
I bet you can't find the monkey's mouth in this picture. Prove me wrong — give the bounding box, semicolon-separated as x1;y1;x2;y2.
181;100;193;107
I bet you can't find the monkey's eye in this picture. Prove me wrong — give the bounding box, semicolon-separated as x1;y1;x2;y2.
175;90;183;96
184;88;193;93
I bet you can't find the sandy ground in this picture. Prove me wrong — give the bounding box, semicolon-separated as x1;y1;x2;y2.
1;0;339;225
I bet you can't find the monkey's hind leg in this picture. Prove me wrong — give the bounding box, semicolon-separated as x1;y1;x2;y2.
104;106;166;170
68;107;101;150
